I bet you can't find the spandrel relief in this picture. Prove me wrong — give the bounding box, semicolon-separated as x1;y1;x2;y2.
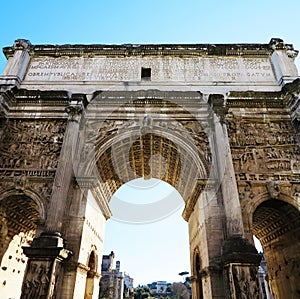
228;118;300;181
0;120;66;172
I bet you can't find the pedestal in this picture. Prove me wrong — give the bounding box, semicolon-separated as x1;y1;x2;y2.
21;232;72;299
222;236;262;299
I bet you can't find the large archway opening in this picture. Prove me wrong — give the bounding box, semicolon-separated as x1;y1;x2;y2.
0;195;40;299
95;128;207;294
81;95;212;298
103;178;190;291
96;131;208;206
252;198;300;298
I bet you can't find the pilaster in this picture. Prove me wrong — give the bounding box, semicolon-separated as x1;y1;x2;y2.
0;39;31;89
270;38;299;86
59;176;107;299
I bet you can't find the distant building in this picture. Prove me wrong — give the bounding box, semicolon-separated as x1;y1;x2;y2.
123;273;134;298
157;281;168;293
146;281;171;295
147;281;157;293
102;251;115;272
99;251;124;299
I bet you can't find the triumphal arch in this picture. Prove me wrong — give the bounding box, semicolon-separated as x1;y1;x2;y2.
0;38;299;298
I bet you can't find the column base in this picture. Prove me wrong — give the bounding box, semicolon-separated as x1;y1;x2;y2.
21;232;72;299
222;236;262;299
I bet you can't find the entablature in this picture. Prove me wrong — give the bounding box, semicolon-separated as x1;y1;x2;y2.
0;88;86;118
2;38;298;95
3;38;297;59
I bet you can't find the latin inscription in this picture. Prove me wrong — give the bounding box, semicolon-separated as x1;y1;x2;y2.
24;57;276;83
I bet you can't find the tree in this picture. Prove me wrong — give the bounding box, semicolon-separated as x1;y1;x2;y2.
171;282;190;299
134;287;150;299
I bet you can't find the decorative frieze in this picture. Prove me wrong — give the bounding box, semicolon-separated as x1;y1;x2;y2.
0;39;299;299
227;114;300;182
0;119;66;171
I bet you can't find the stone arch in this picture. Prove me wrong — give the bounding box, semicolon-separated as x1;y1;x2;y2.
0;193;42;256
86;245;98;273
76;94;212;175
73;97;213;225
96;130;207;195
72;93;214;232
245;191;299;231
77;122;211;215
251;197;300;298
0;188;46;222
0;193;42;299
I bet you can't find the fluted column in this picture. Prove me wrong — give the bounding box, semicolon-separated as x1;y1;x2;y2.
20;98;83;299
45;99;83;233
209;94;245;238
209;94;262;299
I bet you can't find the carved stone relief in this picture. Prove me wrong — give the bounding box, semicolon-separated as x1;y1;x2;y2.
238;182;255;202
29;182;53;202
0;119;66;173
227;116;300;186
83;118;211;166
226;265;261;299
21;260;52;299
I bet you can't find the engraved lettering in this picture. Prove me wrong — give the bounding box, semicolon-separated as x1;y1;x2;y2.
24;57;276;83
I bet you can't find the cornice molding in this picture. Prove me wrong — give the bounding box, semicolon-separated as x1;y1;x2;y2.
0;88;88;118
4;38;295;59
227;91;285;109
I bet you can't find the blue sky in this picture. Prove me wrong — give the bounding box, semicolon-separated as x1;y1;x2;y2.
1;0;300;71
1;0;299;286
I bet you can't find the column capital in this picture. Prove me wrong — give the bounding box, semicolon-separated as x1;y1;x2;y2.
208;94;228;125
13;39;32;51
75;177;97;189
65;102;83;122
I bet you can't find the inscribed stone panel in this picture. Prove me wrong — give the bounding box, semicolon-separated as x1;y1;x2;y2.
24;57;276;83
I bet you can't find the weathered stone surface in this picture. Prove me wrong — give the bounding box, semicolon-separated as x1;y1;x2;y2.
23;56;276;83
0;39;299;299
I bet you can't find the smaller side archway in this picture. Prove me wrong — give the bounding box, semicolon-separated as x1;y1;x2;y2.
192;249;204;299
84;249;99;299
0;193;42;299
252;198;300;298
